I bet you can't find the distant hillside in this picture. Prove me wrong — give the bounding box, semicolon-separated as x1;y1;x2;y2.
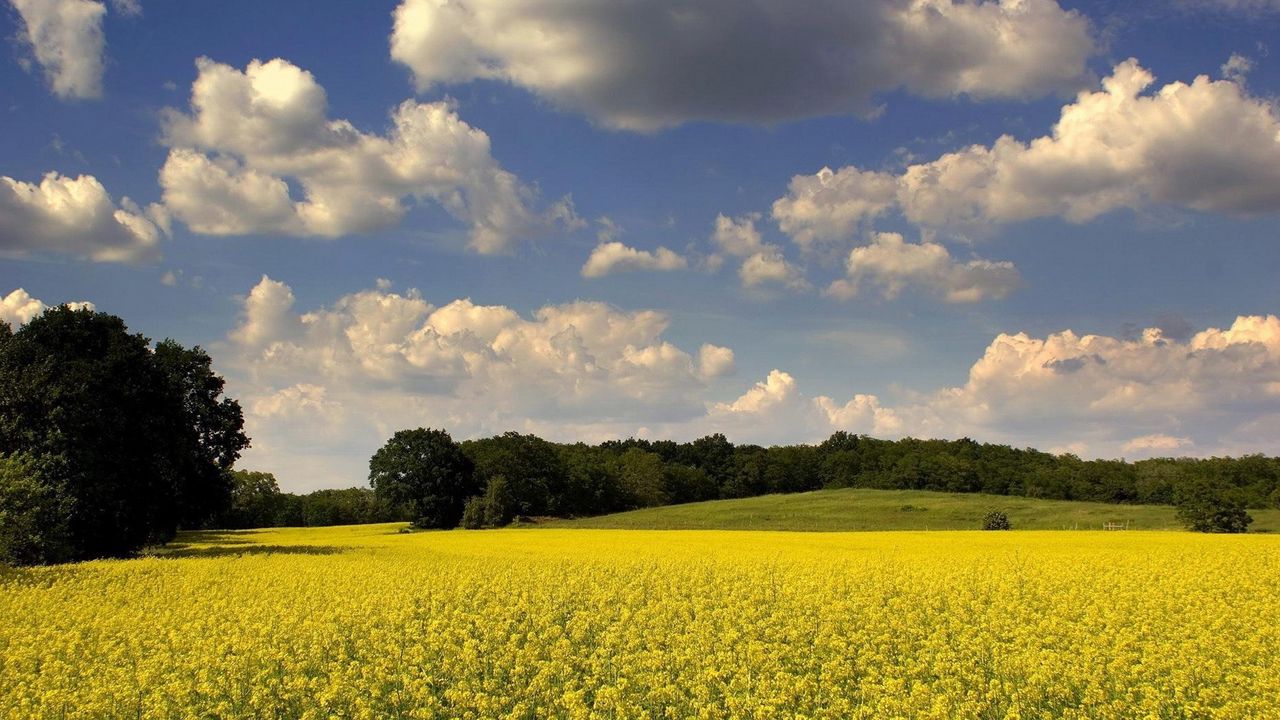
544;488;1280;532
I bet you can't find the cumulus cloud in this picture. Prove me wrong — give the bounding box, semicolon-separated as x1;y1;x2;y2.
773;60;1280;240
226;276;736;486
0;172;166;262
825;232;1020;303
772;167;899;251
709;214;807;290
390;0;1094;131
581;242;687;278
159;57;577;253
1;288;94;326
711;369;796;416
9;0;108;99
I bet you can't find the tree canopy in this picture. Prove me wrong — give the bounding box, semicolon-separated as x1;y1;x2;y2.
0;306;248;564
370;428;477;529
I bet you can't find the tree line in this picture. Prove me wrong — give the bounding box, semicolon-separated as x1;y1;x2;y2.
359;428;1276;533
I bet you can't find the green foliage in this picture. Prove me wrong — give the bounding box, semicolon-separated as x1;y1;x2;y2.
982;510;1012;530
0;307;247;563
370;428;476;529
661;464;717;505
222;470;286;528
1174;478;1253;533
462;433;568;516
0;453;72;565
152;341;249;528
615;448;667;508
460;475;519;529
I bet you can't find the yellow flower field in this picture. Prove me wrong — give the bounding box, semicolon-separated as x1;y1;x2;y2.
2;525;1278;719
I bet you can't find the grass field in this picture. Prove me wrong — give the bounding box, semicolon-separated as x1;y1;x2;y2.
546;487;1280;533
3;524;1279;718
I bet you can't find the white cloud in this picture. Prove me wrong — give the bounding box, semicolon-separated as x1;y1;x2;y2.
697;344;735;380
772;166;898;250
738;248;808;290
9;0;106;99
581;242;687;278
226;276;731;487
0;172;166;262
1;288;94;326
390;0;1093;131
1122;434;1194;454
709;213;806;290
825;232;1020;303
814;393;904;437
773;60;1280;239
159;57;578;253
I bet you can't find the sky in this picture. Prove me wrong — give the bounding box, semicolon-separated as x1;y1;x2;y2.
3;0;1280;491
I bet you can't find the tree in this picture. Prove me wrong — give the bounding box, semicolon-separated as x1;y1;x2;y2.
222;470;286;529
1175;478;1253;533
0;307;246;563
462;433;568;516
153;341;249;528
370;428;476;529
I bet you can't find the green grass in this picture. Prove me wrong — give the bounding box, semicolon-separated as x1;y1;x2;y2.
544;487;1280;532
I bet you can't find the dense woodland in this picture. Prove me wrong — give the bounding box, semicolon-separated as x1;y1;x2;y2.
225;430;1280;531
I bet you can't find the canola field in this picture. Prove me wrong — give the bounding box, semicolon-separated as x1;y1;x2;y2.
2;525;1278;719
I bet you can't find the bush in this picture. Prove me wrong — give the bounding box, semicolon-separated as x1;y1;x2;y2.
0;454;72;565
982;510;1012;530
1175;479;1253;533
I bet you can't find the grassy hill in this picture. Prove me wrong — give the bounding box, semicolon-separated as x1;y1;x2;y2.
544;487;1280;533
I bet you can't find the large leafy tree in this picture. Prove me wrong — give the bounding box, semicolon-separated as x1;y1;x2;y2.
0;307;248;563
153;340;248;528
370;428;476;529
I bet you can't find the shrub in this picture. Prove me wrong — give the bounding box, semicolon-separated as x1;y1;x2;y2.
982;510;1012;530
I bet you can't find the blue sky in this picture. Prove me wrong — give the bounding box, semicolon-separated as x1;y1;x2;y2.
4;0;1280;490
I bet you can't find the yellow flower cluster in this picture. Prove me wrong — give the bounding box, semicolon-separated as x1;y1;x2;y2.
2;525;1278;718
